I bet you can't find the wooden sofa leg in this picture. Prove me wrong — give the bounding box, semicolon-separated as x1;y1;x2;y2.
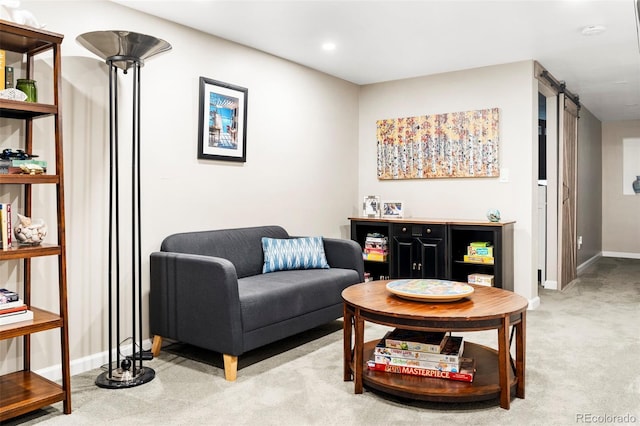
223;354;238;381
151;335;163;356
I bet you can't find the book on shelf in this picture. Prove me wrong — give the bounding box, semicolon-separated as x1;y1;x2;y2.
463;255;494;264
367;357;476;382
0;309;33;326
363;252;387;262
363;233;388;262
0;288;19;303
364;247;387;254
468;273;494;286
0;202;11;249
469;241;491;247
0;49;5;90
384;329;447;354
365;233;388;248
374;354;465;372
467;245;493;257
374;335;464;364
0;298;24;309
0;304;28;315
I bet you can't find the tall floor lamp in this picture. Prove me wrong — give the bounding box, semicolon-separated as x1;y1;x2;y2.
76;31;171;389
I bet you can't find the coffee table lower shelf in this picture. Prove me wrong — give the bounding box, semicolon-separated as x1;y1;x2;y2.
360;340;516;403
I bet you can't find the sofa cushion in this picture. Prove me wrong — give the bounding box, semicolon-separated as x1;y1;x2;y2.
261;237;329;273
237;268;359;332
160;226;290;278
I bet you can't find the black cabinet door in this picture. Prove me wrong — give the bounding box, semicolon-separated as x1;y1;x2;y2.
392;234;445;279
415;236;446;279
392;236;415;278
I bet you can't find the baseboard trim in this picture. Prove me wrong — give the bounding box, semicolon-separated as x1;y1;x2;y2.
577;252;602;274
543;280;558;290
35;339;152;382
602;251;640;259
528;296;540;310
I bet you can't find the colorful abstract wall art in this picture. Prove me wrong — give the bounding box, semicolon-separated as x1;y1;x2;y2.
376;108;500;179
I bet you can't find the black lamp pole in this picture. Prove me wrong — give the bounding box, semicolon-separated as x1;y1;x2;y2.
76;31;171;388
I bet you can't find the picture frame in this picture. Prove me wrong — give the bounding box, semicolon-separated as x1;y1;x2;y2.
198;76;248;162
382;201;404;218
363;195;381;217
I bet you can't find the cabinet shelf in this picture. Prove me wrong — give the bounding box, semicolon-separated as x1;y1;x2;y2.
0;99;57;119
0;307;62;339
0;174;60;184
362;340;516;402
0;371;66;422
456;260;495;266
0;19;62;52
0;244;62;260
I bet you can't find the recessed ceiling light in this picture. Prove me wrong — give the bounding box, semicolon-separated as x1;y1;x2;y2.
581;25;606;36
321;42;336;51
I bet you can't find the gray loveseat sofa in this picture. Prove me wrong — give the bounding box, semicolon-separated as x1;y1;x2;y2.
149;225;364;381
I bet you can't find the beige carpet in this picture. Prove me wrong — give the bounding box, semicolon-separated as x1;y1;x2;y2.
6;257;640;425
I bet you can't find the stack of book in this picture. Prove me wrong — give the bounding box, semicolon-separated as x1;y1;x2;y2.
463;241;494;264
0;203;12;249
367;328;476;382
468;273;494;286
363;233;388;262
0;288;33;326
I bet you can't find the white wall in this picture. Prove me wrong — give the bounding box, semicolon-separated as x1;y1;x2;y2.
2;1;359;376
602;119;640;257
358;61;539;301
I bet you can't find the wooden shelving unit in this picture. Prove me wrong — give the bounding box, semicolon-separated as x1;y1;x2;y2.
0;19;71;421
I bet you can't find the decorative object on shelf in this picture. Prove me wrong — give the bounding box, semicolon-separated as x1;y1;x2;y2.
363;195;381;217
197;77;248;162
382;201;404;218
386;279;475;302
15;78;36;102
77;30;172;389
5;65;14;88
633;176;640;194
13;214;47;245
18;163;43;175
0;148;38;160
486;209;501;222
377;108;500;179
0;87;26;100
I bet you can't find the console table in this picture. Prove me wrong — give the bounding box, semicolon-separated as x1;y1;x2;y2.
349;217;514;290
342;280;528;409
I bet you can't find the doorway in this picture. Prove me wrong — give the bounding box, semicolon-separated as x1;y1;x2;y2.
537;80;559;290
536;63;579;291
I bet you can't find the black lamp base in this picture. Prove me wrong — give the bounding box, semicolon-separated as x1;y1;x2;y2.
95;366;155;389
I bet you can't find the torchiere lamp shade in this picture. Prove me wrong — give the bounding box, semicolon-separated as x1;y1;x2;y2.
76;30;171;71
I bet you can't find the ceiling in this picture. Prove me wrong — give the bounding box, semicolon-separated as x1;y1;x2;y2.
116;0;640;122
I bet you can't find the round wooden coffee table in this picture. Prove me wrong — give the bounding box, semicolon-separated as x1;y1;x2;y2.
342;280;528;409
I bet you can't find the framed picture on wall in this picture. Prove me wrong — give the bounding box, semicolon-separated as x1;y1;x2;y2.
382;201;404;218
363;195;381;217
198;77;248;162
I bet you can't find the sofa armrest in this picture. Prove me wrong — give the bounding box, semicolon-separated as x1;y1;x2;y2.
322;237;365;282
149;252;245;356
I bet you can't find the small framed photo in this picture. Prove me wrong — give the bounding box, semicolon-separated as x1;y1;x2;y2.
198;76;248;162
382;201;404;218
363;195;381;217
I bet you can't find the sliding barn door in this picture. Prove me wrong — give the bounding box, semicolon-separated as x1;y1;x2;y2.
558;94;579;290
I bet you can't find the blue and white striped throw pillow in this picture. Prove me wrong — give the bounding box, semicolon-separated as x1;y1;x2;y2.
261;237;330;273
